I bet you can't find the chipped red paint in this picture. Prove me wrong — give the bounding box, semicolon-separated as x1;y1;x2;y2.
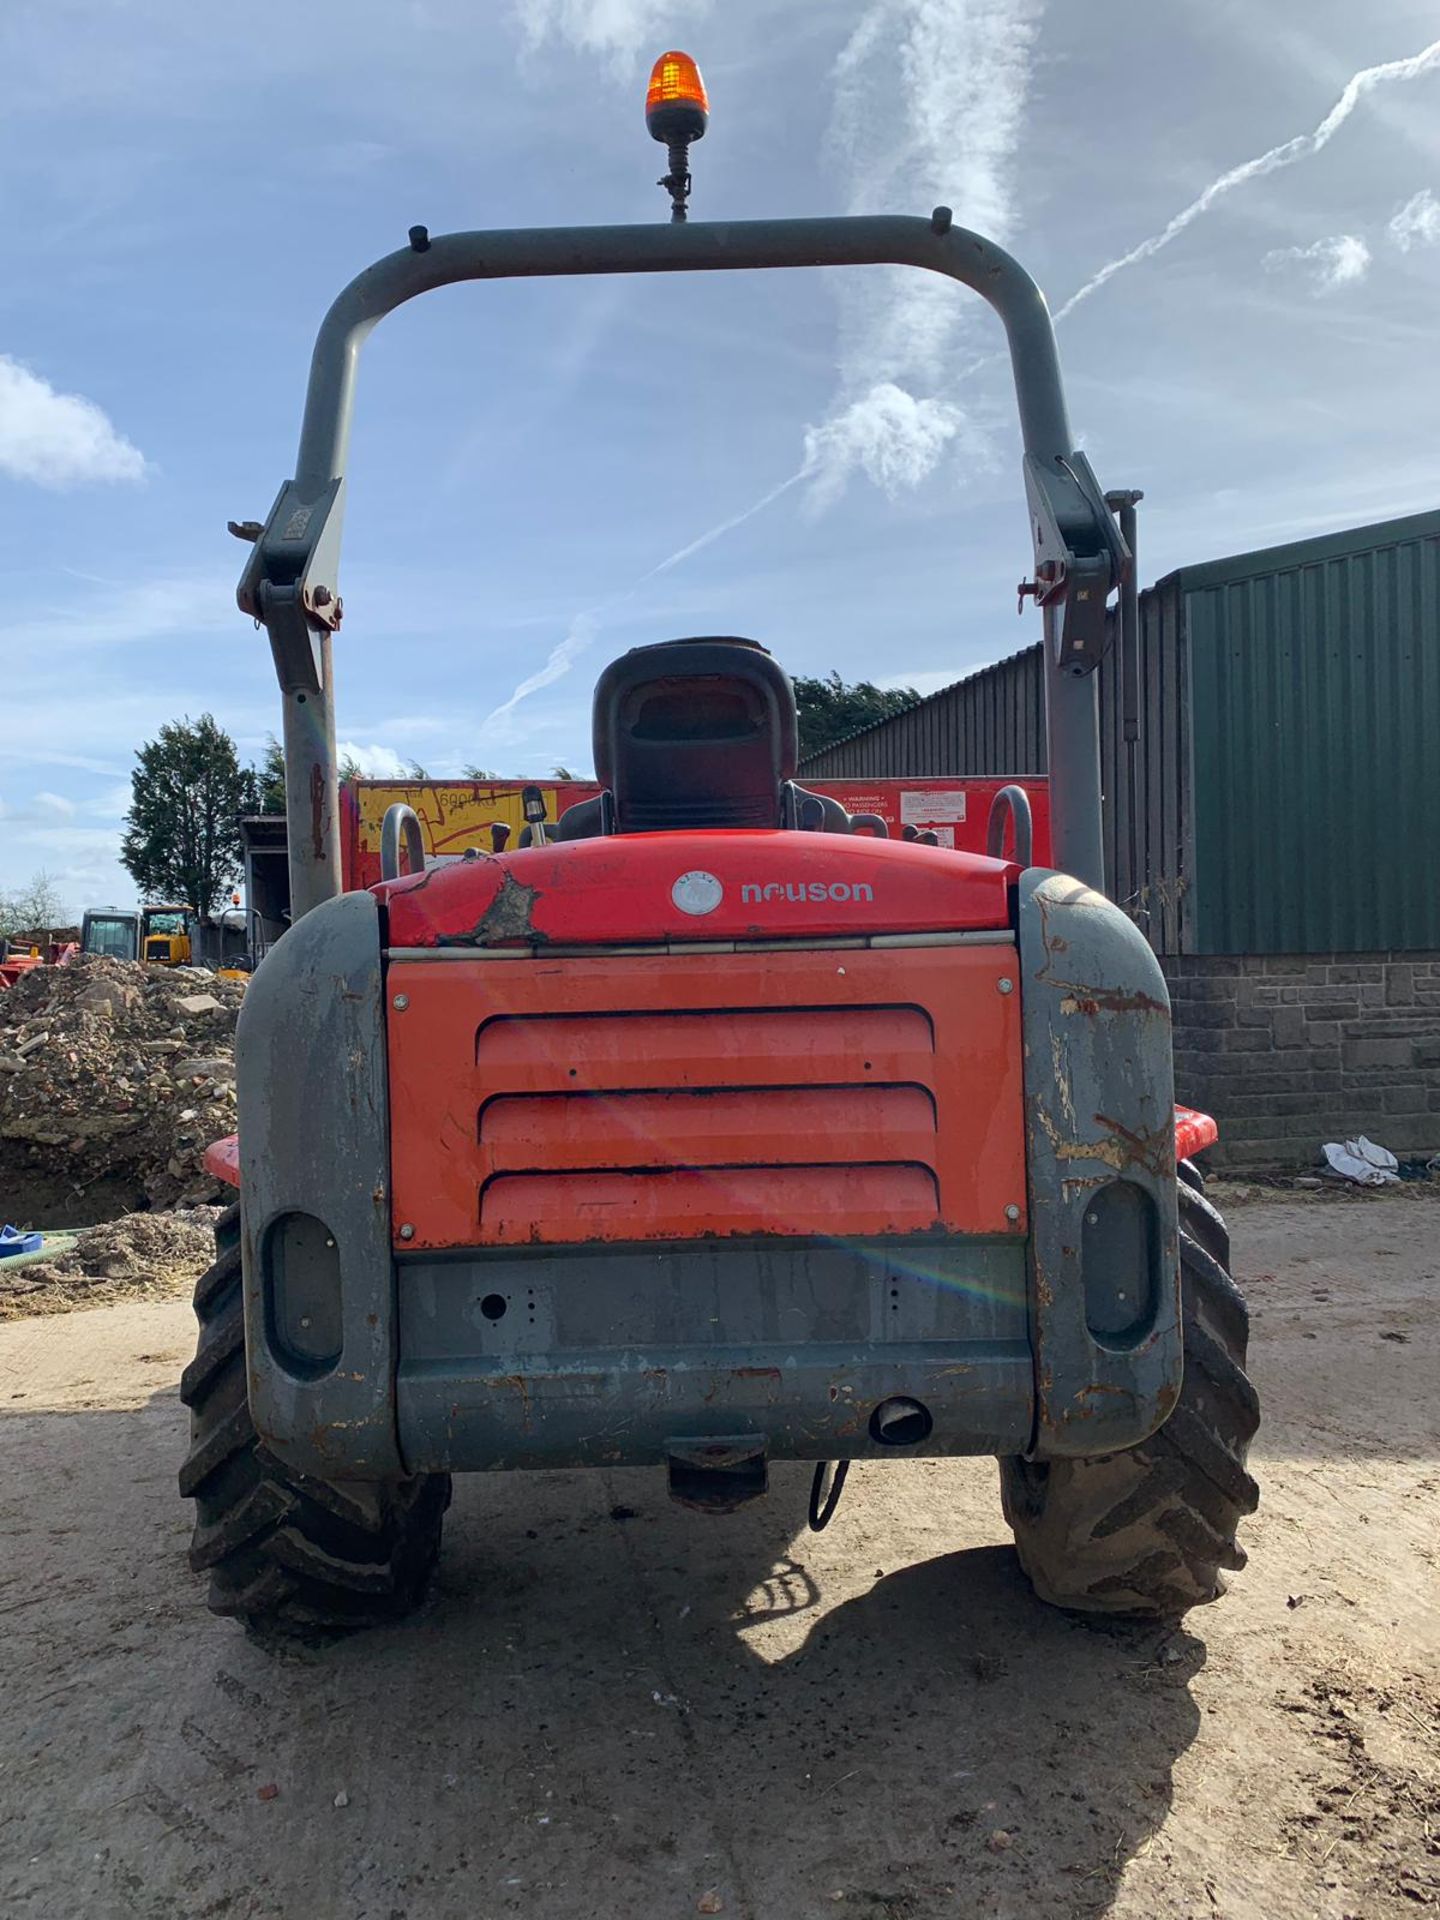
1174;1105;1218;1162
204;1134;241;1188
380;829;1018;949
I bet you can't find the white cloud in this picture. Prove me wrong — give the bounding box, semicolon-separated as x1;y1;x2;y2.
1057;36;1440;321
2;574;234;655
337;741;411;779
513;0;710;71
84;782;136;821
0;823;138;920
1389;187;1440;251
801;383;975;513
0;354;147;488
1263;233;1371;292
806;0;1042;507
29;791;77;819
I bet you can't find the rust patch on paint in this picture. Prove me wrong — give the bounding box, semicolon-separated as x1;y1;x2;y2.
472;873;543;947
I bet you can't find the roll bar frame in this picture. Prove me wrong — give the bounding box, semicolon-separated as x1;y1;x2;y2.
239;210;1127;916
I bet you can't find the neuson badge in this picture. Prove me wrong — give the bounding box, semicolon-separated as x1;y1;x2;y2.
671;870;877;916
671;870;724;916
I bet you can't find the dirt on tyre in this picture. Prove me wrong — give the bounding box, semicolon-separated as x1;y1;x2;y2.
1000;1169;1259;1618
178;1203;449;1633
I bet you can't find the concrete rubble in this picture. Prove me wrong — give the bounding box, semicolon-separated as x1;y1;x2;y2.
0;955;244;1212
0;1208;222;1317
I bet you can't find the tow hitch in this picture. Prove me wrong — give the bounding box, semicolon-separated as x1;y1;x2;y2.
666;1437;768;1514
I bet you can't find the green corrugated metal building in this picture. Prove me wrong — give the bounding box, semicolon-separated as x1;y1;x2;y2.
799;508;1440;1167
802;507;1440;958
1184;510;1440;954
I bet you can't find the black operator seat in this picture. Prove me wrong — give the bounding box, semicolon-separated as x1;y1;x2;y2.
555;636;854;839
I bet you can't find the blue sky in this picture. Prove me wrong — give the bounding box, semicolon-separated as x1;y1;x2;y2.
2;0;1439;914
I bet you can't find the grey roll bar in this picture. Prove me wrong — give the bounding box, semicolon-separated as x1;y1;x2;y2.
379;803;426;882
985;784;1034;867
239;212;1127;917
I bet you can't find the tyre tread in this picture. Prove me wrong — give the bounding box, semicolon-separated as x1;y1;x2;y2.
1001;1179;1259;1619
178;1204;448;1633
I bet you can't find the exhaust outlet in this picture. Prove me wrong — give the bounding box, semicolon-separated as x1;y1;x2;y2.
869;1397;933;1447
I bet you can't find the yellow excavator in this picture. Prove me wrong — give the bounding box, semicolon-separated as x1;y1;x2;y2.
79;903;194;966
139;905;193;966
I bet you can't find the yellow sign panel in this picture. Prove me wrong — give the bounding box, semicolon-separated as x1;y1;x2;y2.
352;783;567;858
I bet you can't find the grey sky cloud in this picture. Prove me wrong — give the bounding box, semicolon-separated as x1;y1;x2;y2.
1263;232;1372;291
513;0;711;70
1388;186;1440;249
0;354;148;489
1055;35;1440;321
484;0;1043;727
810;0;1042;506
335;742;411;779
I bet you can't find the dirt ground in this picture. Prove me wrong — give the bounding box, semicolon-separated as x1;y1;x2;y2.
0;1191;1435;1920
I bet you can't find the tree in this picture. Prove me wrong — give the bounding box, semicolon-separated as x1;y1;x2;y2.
461;765;499;782
256;735;287;813
792;671;919;761
258;740;373;802
0;870;67;939
121;715;255;918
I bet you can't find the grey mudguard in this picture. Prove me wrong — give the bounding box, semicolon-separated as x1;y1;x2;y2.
236;888;400;1478
1017;870;1182;1456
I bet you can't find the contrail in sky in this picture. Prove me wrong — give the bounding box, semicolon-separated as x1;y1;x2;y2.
485;32;1440;735
1054;36;1440;322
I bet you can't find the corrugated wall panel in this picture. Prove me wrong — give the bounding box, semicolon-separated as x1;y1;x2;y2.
799;596;1194;954
799;507;1440;956
1185;511;1440;953
800;647;1048;781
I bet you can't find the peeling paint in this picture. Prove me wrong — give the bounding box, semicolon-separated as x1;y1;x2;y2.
472;874;543;947
1058;986;1168;1019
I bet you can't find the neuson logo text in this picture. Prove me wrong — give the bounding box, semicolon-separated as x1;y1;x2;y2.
741;881;875;905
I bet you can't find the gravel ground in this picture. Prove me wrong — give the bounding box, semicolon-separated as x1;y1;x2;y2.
0;1189;1435;1919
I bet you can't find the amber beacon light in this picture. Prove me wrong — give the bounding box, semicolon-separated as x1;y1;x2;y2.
645;50;709;222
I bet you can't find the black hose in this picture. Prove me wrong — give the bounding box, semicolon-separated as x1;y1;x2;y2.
808;1459;850;1531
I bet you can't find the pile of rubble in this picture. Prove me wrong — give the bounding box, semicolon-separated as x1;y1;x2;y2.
0;1209;222;1319
0;956;244;1212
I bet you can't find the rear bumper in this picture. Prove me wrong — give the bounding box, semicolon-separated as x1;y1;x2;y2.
233;880;1190;1484
395;1237;1033;1470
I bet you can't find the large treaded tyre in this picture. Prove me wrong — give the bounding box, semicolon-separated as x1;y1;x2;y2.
178;1204;449;1633
1000;1169;1259;1618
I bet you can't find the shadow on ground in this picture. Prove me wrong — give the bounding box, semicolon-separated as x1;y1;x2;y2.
1;1389;1206;1920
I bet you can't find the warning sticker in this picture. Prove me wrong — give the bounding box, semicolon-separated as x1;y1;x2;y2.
901;789;967;824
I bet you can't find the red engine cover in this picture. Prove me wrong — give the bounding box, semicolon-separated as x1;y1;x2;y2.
379;829;1017;948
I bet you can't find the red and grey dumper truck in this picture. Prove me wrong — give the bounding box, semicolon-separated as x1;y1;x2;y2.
182;53;1258;1634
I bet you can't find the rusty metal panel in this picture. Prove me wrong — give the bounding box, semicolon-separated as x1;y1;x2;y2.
1184;508;1440;953
1016;870;1182;1456
237;888;401;1479
395;1239;1035;1470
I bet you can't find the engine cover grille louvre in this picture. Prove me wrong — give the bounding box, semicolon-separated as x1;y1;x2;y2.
386;946;1026;1247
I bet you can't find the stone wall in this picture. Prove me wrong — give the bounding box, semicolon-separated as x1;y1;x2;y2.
1163;953;1440;1171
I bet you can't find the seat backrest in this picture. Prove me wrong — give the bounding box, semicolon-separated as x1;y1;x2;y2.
591;637;798;833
